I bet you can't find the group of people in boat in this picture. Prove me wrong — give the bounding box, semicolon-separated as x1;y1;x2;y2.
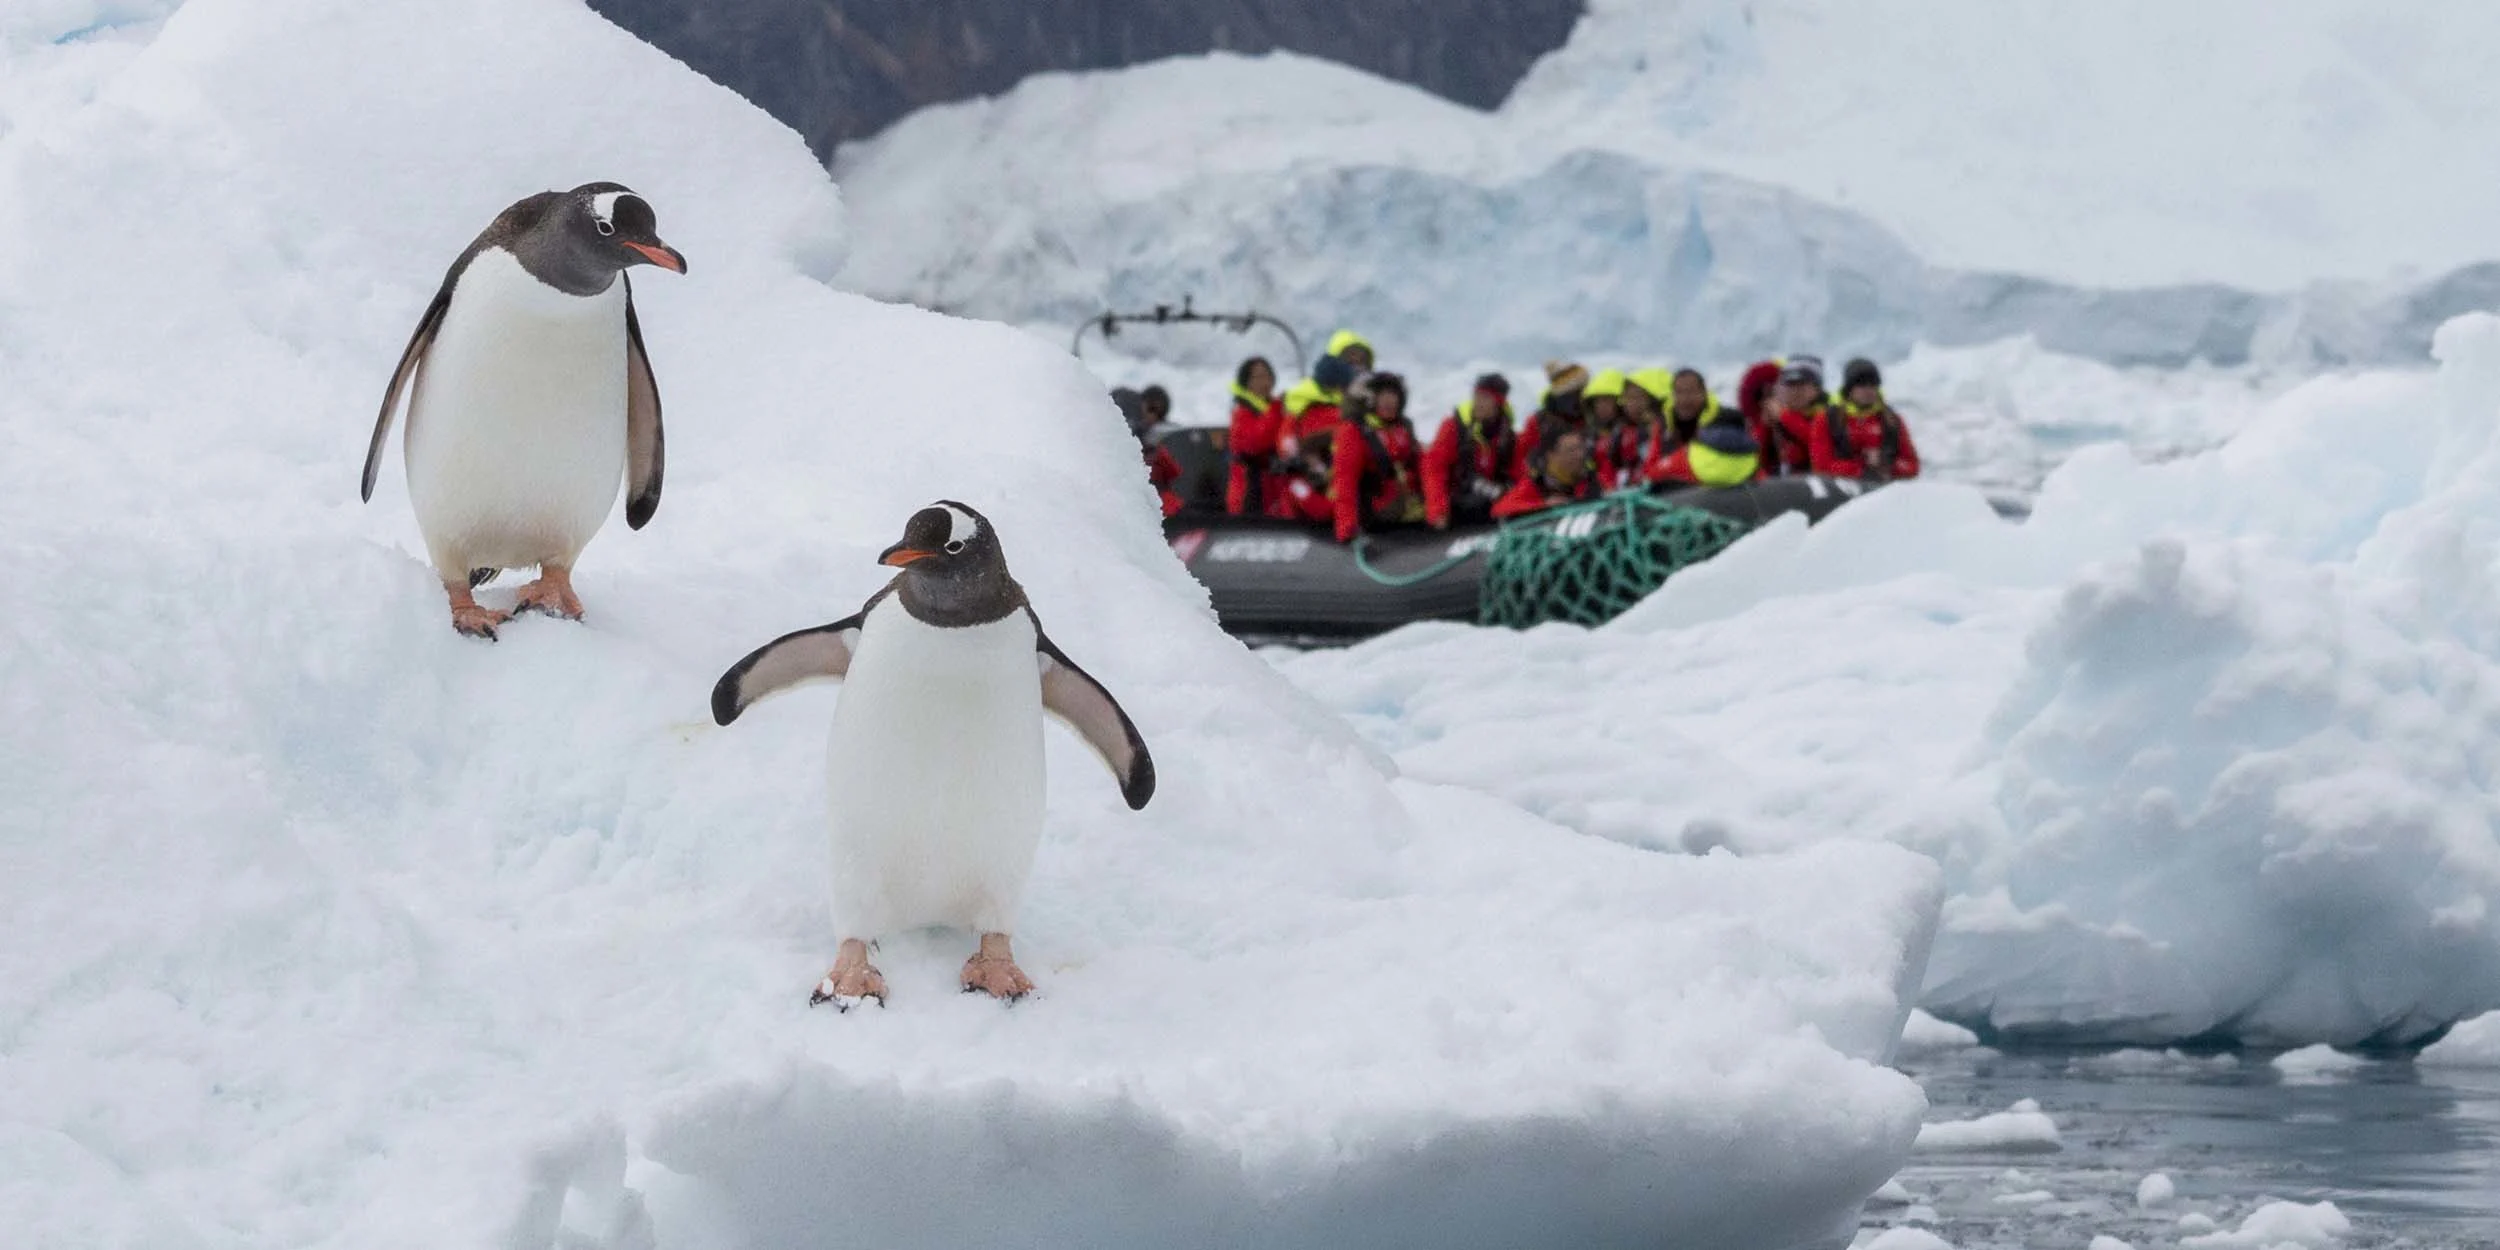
1124;329;1921;543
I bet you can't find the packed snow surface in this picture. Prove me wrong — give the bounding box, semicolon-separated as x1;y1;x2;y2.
0;3;1941;1249
1275;316;2500;1048
834;5;2500;370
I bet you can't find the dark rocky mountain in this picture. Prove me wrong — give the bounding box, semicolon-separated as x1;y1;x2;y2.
585;0;1583;158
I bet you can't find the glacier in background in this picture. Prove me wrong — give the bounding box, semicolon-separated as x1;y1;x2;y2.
833;0;2500;372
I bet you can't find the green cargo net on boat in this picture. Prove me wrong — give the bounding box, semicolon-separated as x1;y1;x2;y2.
1478;493;1755;628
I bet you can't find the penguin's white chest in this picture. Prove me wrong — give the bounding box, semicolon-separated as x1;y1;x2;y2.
404;248;628;574
823;602;1047;935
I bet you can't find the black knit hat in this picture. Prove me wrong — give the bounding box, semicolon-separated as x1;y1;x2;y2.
1842;358;1882;391
1473;372;1510;396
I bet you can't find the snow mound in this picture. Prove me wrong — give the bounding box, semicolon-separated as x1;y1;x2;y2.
1275;319;2500;1048
2270;1045;2370;1080
2180;1200;2352;1250
2138;1173;2177;1208
1913;1101;2061;1155
1896;1010;1979;1055
2419;1011;2500;1067
0;3;1942;1248
1855;1229;1954;1250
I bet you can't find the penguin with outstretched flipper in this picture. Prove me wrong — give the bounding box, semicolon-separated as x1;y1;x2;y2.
712;501;1155;1009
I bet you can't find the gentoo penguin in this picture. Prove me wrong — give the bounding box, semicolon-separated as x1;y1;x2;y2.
710;501;1155;1008
361;182;687;638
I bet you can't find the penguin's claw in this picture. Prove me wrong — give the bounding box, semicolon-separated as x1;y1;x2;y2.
449;604;510;640
512;576;584;621
960;954;1033;1002
809;980;885;1012
811;942;886;1010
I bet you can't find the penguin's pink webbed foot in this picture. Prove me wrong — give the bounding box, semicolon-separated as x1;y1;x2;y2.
810;937;886;1011
444;583;511;640
512;563;585;621
961;932;1033;1002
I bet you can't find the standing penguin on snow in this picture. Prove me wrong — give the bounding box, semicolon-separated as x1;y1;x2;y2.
362;182;687;638
711;501;1155;1008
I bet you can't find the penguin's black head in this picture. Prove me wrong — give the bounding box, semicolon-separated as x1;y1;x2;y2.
516;182;688;294
880;501;1023;624
880;501;1004;578
572;182;686;274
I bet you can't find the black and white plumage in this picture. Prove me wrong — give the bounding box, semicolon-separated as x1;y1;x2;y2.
711;501;1154;1006
362;182;685;637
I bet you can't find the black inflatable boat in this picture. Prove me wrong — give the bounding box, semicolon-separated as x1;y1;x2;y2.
1153;427;1877;644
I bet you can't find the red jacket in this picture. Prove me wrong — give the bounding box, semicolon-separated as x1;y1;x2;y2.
1421;405;1515;527
1736;362;1784;465
1225;388;1297;518
1147;443;1184;517
1765;400;1825;476
1329;416;1423;543
1736;362;1783;427
1598;421;1672;490
1808;401;1921;481
1491;469;1602;519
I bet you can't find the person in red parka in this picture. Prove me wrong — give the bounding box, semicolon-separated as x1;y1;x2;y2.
1492;427;1603;519
1224;356;1298;518
1734;359;1783;467
1422;373;1516;528
1809;358;1921;482
1763;355;1830;476
1272;353;1355;525
1604;368;1679;489
1327;372;1425;543
1511;360;1597;480
1130;385;1186;517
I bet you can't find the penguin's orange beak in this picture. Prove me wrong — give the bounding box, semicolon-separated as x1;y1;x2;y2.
622;240;687;273
879;545;936;567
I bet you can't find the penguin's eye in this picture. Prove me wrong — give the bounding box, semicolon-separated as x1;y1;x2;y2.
944;540;966;555
594;219;616;237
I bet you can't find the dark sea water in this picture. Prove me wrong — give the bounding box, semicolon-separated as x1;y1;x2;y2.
1868;1048;2500;1249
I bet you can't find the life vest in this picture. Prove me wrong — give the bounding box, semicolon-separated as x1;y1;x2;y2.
1684;417;1761;486
1356;415;1426;526
1828;399;1905;479
1670;395;1723;442
1449;403;1514;498
1283;376;1342;418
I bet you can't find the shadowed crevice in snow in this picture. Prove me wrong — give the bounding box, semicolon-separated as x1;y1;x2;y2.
637;1068;1902;1250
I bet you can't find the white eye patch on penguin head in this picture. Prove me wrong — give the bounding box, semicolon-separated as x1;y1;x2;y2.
879;500;993;570
567;181;685;274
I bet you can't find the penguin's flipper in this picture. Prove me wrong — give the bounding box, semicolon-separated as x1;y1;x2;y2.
1033;627;1155;810
623;280;664;530
711;615;864;726
363;284;451;502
